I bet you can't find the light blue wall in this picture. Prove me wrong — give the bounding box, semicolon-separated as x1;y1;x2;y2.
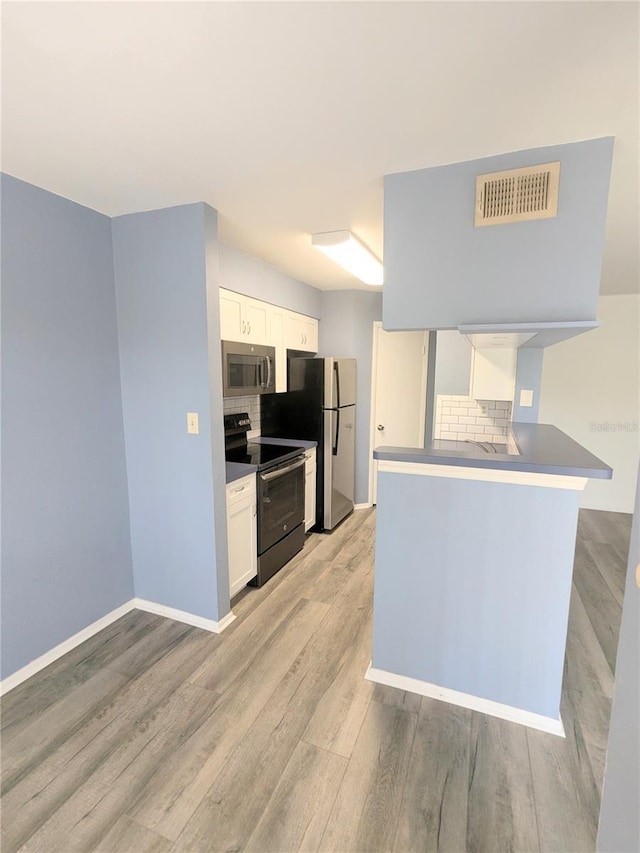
220;243;322;319
372;470;579;719
318;290;383;504
205;209;232;613
383;137;614;329
424;332;437;446
597;465;640;853
1;174;133;679
112;203;229;620
513;348;544;423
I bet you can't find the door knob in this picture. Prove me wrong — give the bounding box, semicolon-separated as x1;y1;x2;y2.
377;424;385;431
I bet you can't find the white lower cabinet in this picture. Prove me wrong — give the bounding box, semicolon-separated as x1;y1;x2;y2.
226;474;257;598
304;448;317;533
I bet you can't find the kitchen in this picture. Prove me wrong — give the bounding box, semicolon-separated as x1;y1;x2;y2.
2;3;639;851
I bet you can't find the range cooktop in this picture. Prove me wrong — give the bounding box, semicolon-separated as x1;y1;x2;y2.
225;442;303;471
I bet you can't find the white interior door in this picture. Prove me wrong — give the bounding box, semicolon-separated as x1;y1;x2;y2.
370;324;429;504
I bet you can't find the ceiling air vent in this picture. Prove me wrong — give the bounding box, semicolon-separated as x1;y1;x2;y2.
475;161;560;227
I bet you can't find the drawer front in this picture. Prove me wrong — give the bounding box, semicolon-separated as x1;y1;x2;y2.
227;474;256;507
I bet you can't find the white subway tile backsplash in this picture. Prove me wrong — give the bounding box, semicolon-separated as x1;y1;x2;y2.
223;394;261;430
434;394;512;441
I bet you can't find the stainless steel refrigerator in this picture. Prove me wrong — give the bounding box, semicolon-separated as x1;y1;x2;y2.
261;357;356;531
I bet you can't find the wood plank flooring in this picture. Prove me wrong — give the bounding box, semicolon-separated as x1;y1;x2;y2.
1;506;631;853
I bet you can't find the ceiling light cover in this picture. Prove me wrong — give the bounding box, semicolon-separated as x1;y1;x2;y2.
312;231;383;286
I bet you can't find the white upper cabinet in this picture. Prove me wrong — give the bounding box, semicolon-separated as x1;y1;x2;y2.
244;299;269;344
285;312;318;353
219;289;268;345
219;289;244;341
470;347;517;401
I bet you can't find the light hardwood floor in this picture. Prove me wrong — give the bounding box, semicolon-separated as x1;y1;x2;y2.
1;507;631;853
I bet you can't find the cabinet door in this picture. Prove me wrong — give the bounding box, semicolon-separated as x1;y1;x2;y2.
245;298;269;345
285;312;318;353
284;313;303;349
304;450;317;532
471;348;516;401
220;289;245;341
301;317;318;353
226;476;257;597
269;308;287;392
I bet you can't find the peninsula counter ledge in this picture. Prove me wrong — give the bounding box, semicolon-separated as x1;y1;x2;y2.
369;423;612;736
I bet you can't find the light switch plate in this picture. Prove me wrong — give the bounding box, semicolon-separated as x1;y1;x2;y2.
187;412;199;434
519;389;534;408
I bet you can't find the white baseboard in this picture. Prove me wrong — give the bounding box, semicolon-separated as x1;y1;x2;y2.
1;598;237;696
0;600;136;697
133;598;236;634
365;665;565;737
354;503;372;510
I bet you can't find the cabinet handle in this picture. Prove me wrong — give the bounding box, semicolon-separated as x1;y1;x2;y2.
248;322;251;335
233;485;246;493
241;320;246;334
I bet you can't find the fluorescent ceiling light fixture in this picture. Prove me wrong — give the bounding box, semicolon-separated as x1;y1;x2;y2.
312;230;383;285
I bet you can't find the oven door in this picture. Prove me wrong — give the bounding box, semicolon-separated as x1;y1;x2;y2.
257;456;305;554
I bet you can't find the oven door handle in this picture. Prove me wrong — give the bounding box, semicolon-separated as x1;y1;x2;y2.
259;456;305;482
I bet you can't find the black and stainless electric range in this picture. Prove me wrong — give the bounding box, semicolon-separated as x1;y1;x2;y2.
224;413;306;587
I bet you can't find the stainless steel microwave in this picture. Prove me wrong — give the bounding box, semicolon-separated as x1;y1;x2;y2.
221;340;276;397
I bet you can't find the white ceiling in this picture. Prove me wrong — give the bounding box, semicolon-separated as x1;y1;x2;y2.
2;1;638;294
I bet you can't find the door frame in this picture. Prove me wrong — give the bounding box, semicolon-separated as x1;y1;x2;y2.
368;322;429;505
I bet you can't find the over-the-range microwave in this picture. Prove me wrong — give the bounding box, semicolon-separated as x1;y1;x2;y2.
221;340;276;397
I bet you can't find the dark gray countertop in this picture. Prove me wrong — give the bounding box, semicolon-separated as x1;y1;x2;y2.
226;461;257;484
373;422;613;479
256;436;318;450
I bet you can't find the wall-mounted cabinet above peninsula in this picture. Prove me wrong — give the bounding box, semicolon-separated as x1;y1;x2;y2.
458;320;600;350
461;320;600;405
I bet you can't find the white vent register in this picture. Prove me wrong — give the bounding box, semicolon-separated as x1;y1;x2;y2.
475;161;560;226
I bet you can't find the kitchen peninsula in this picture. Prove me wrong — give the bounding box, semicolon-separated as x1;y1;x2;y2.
368;422;612;735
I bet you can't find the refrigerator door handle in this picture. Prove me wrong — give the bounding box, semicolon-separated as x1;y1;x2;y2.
334;361;340;409
333;409;340;456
